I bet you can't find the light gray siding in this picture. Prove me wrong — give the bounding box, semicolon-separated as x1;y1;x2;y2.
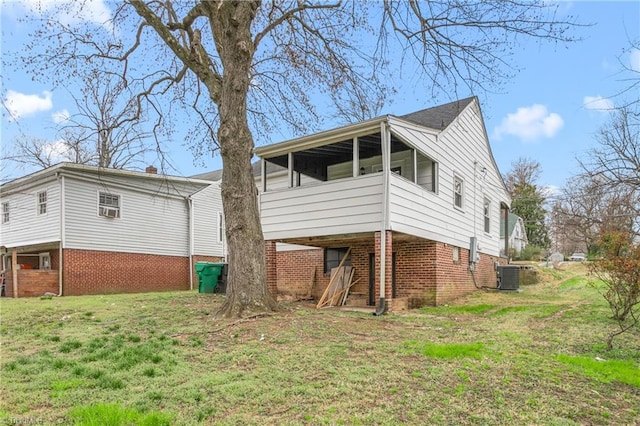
191;184;225;257
0;178;60;248
63;176;190;256
260;173;384;240
388;102;507;255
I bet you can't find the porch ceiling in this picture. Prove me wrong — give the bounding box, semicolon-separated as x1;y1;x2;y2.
272;231;429;248
266;133;411;181
2;242;60;255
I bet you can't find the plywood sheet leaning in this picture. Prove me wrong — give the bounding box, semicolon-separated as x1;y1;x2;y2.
316;248;351;308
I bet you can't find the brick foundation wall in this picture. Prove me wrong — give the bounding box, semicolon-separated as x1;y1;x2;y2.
62;249;191;295
4;270;58;297
272;234;506;309
392;239;438;307
274;248;323;297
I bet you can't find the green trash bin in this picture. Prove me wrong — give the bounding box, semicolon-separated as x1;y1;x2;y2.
195;262;224;293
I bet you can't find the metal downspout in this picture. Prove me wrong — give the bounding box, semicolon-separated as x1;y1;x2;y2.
374;120;391;316
188;197;194;291
58;174;65;296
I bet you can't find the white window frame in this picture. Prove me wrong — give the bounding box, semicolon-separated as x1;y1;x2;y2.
37;190;47;215
453;175;464;209
217;211;224;243
98;192;121;218
484;197;491;233
39;252;51;270
1;202;9;223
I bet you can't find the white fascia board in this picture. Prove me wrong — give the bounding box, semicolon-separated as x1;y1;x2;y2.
255;117;387;159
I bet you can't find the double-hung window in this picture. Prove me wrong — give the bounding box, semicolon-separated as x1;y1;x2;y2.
1;202;9;223
98;192;120;218
484;198;491;233
217;211;224;243
453;176;464;209
37;191;47;215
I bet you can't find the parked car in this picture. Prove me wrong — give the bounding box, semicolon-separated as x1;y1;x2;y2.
569;253;586;261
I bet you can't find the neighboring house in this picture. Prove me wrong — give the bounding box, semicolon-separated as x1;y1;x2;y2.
0;163;224;297
251;96;512;310
500;212;528;258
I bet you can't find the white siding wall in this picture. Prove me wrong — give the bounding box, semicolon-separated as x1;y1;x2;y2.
63;176;190;256
191;184;225;257
389;103;508;256
0;178;60;247
256;171;319;191
260;173;384;240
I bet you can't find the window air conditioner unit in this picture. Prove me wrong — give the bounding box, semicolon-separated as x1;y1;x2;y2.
100;207;119;218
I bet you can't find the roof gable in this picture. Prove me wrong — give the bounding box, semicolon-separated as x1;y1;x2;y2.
397;97;475;130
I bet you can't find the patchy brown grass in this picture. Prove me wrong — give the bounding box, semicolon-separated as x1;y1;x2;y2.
1;263;638;425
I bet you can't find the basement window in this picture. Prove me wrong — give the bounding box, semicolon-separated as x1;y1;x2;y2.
98;192;121;218
453;246;460;264
324;247;351;273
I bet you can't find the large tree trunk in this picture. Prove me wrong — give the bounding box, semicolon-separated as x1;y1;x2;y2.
211;1;278;317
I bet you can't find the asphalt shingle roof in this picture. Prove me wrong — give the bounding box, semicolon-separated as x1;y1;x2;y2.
398;97;475;130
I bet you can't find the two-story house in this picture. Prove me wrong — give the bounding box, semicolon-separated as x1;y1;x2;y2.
254;97;511;311
0;164;225;297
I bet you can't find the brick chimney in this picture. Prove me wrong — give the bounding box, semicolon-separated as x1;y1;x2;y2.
145;165;158;174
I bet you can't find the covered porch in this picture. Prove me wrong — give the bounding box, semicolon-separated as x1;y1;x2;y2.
1;242;61;298
265;231;488;311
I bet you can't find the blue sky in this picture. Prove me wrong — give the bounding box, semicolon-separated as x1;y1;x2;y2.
1;1;639;191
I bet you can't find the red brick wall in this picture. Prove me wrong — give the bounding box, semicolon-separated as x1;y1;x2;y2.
4;270;58;297
274;248;323;297
392;239;438;307
62;249;190;295
265;242;278;297
272;234;505;309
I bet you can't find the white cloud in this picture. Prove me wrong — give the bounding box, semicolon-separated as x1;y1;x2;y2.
630;48;640;72
3;90;53;121
20;0;113;32
41;139;74;163
494;104;564;142
583;96;614;112
52;109;71;123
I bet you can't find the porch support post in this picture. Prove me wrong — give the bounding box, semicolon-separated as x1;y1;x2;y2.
352;137;359;177
261;158;267;193
11;249;18;298
287;152;294;188
375;119;391;314
384;231;393;301
413;149;418;184
265;240;278;297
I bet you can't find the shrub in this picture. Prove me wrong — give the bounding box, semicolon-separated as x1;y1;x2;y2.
590;233;640;349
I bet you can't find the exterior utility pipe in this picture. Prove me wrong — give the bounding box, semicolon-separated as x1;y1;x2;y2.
187;197;194;291
58;173;65;296
374;120;391;316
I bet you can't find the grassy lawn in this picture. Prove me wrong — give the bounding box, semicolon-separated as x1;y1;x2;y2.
1;263;638;425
